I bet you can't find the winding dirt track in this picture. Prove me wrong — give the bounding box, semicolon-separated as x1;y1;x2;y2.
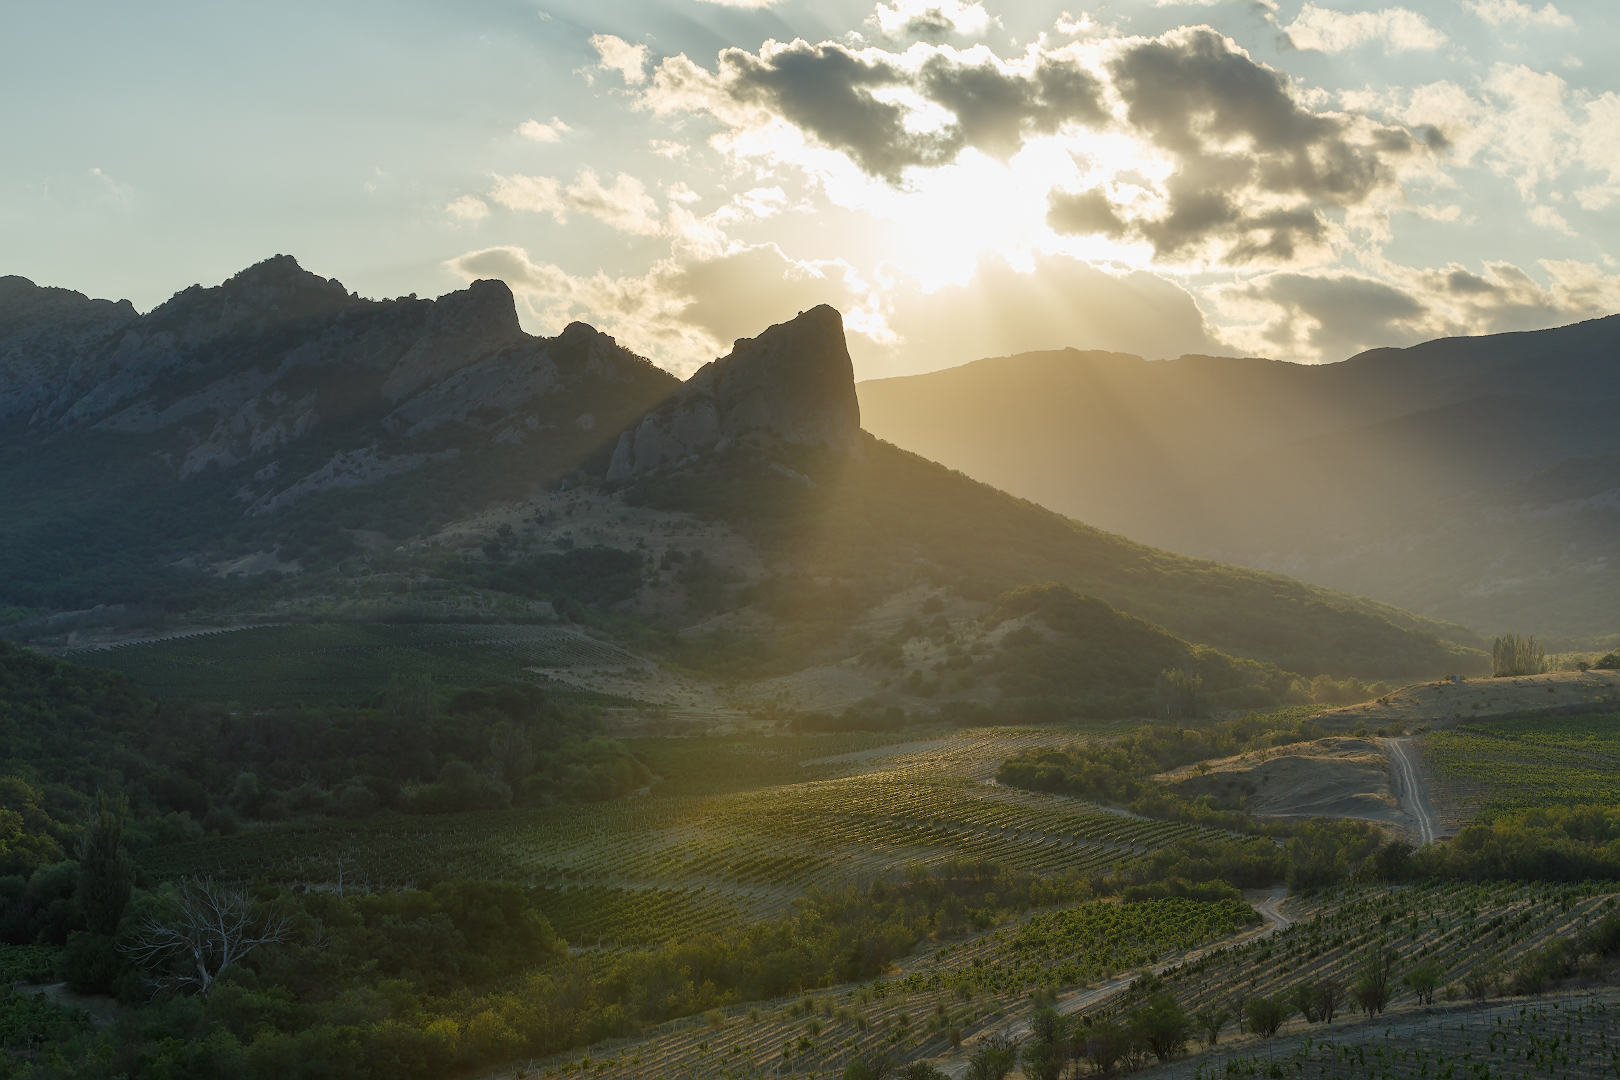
1387;737;1439;846
937;887;1290;1077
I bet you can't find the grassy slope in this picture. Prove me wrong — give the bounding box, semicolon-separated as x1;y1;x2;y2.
623;434;1486;680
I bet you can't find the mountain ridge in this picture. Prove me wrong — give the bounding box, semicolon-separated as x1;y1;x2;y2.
858;316;1620;642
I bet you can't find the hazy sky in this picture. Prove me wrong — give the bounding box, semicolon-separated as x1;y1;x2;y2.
3;0;1616;376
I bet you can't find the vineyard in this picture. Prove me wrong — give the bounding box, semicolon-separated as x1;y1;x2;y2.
65;622;642;704
140;728;1213;924
1419;711;1620;818
513;880;1620;1080
1191;993;1620;1080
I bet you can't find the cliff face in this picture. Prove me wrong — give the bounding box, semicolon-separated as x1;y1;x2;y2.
0;256;679;515
606;305;861;479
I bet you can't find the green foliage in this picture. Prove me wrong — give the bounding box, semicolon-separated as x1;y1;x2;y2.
996;708;1325;806
1244;994;1288;1036
1423;712;1620;814
0;640;649;850
1493;633;1549;677
70;622;637;707
73;792;133;935
0;776;67;878
0;985;90;1050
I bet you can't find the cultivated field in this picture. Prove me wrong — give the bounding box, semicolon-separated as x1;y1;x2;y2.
1418;711;1620;824
60;621;642;705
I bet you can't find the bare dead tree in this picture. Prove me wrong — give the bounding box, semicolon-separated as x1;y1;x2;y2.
122;877;292;996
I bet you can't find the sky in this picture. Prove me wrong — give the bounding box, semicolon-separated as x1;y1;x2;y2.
3;0;1617;377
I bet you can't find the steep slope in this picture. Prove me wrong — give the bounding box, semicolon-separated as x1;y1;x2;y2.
0;257;680;613
857;316;1620;640
606;309;1482;678
3;264;1482;684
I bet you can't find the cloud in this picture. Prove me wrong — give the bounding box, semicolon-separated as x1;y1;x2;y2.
1460;0;1574;28
444;243;864;373
589;34;650;86
1527;204;1574;234
1086;27;1414;263
870;0;996;43
1220;259;1620;361
89;167;133;204
518;117;571;143
645;27;1420;268
446;239;1221;375
873;251;1222;369
1388;65;1620;206
445;195;490;221
1280;4;1447;53
693;0;781;6
489;169;664;235
643;38;1106;184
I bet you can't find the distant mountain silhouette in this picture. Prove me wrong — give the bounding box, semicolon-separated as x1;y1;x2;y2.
858;316;1620;643
0;257;1486;681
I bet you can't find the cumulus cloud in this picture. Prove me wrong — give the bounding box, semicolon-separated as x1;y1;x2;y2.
445;195;490;221
1461;0;1574;28
518;117;571;142
1280;5;1448;53
489;169;664;235
644;27;1422;268
589;34;650;86
1220;259;1620;361
870;0;996;43
1388;64;1620;208
643;37;1107;183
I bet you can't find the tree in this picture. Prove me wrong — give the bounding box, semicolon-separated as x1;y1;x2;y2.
1492;634;1547;677
1195;1008;1231;1046
1245;996;1288;1037
1353;950;1399;1017
1463;967;1499;1001
1290;983;1320;1023
1314;978;1343;1024
1023;1007;1068;1080
122;877;292;996
1131;993;1190;1061
1084;1021;1130;1077
74;791;134;936
1403;959;1445;1006
966;1031;1018;1080
1155;667;1204;720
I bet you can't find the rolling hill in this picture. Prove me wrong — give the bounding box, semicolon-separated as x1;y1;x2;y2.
858;318;1620;645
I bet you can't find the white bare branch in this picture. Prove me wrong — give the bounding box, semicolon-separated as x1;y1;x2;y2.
121;876;292;996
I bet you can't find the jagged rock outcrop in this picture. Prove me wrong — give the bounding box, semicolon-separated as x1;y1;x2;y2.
0;255;679;517
606;305;860;479
0;276;139;424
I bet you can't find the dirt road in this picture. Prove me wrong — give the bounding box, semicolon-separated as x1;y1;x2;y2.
1387;737;1439;845
937;887;1290;1077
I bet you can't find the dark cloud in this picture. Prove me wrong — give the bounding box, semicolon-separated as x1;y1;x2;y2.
1045;28;1409;263
1235;272;1431;360
706;41;1105;181
716;42;932;181
1046;188;1129;238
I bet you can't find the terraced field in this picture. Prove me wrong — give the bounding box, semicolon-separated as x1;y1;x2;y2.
1419;711;1620;819
63;622;641;704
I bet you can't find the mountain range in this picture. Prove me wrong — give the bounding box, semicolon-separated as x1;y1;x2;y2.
859;322;1620;647
1;257;1487;718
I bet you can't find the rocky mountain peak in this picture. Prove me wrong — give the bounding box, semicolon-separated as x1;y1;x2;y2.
606;304;861;479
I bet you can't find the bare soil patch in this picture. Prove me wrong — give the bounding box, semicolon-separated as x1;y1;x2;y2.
1158;736;1412;832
